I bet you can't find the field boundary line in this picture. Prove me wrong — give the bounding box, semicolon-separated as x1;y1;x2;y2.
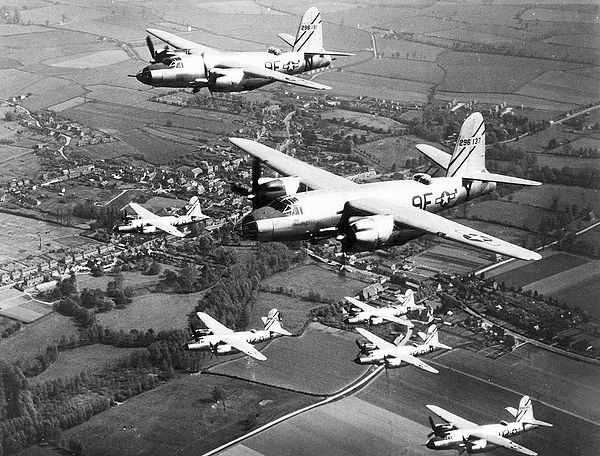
201;365;383;456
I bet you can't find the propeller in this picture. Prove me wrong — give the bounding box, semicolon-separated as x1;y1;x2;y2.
427;416;452;437
146;35;170;63
208;342;218;358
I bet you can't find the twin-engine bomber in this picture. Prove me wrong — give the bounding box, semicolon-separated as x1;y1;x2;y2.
133;7;352;93
230;112;542;261
425;396;552;455
184;309;292;361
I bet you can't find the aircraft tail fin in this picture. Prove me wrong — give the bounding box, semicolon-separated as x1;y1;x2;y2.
292;7;323;53
443;112;541;185
261;308;292;336
400;289;425;311
507;396;553;427
185;196;206;218
419;324;452;350
446;112;486;178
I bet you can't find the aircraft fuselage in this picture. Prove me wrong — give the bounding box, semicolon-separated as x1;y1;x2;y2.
114;214;201;234
239;176;495;247
137;50;332;91
425;422;537;453
184;329;278;353
355;343;437;366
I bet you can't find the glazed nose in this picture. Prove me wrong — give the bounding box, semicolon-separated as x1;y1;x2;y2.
136;68;152;84
236;214;258;239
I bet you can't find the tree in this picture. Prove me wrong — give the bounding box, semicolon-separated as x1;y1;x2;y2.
145;262;161;275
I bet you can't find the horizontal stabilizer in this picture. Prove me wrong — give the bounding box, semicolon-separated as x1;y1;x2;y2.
278;32;295;47
304;50;355;57
462;171;542;186
524;419;553;427
415;144;450;170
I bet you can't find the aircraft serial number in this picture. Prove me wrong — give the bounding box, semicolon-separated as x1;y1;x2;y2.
300;24;318;31
265;59;301;72
458;137;482;147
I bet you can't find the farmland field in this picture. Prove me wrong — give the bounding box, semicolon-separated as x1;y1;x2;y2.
507;184;600;214
321;109;403;131
523;261;600;319
0;212;84;263
346;58;444;85
359;135;424;170
0;312;78;364
222;341;598;456
251;292;322;335
96;290;206;333
261;264;366;301
467;200;555;233
208;323;370;395
33;344;137;383
60;374;318;456
492;252;589;289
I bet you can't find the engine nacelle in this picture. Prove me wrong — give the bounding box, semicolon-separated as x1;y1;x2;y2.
141;225;157;234
356;341;376;353
385;357;403;368
253;177;300;208
338;214;395;252
215;344;234;355
369;316;384;325
466;439;488;453
210;69;245;92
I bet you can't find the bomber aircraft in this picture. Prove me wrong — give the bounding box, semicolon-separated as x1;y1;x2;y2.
344;289;425;327
133;7;352;93
425;396;552;455
230;112;542;261
183;309;292;361
354;324;451;373
113;196;208;237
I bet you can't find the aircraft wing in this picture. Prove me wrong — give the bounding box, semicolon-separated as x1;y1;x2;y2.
220;335;267;361
240;65;331;90
346;198;541;261
229;138;359;191
345;296;376;312
426;405;478;429
468;431;537;456
146;28;213;53
129;202;157;219
355;327;396;350
196;312;234;335
380;314;414;328
393;352;438;373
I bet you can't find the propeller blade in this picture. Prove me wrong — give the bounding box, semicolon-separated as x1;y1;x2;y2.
251;157;261;199
146;36;156;60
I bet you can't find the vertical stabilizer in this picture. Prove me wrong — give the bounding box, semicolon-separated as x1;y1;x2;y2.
509;396;552;427
292;7;323;53
261;308;292;336
185;196;205;218
447;112;486;178
421;325;452;350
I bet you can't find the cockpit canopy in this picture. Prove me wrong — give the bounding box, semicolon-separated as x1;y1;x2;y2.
165;57;184;68
268;47;282;55
268;195;302;216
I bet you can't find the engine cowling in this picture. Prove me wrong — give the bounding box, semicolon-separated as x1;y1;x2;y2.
210;69;245;92
253;177;300;208
338;214;394;252
465;439;488;453
355;340;376;353
215;344;234;355
369;316;384;325
384;357;403;368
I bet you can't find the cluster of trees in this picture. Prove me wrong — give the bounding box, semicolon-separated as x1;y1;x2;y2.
72;201;122;229
1;321;21;338
50;274;134;328
0;329;205;455
161;263;218;293
547;141;599;159
259;284;335;304
195;243;302;330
